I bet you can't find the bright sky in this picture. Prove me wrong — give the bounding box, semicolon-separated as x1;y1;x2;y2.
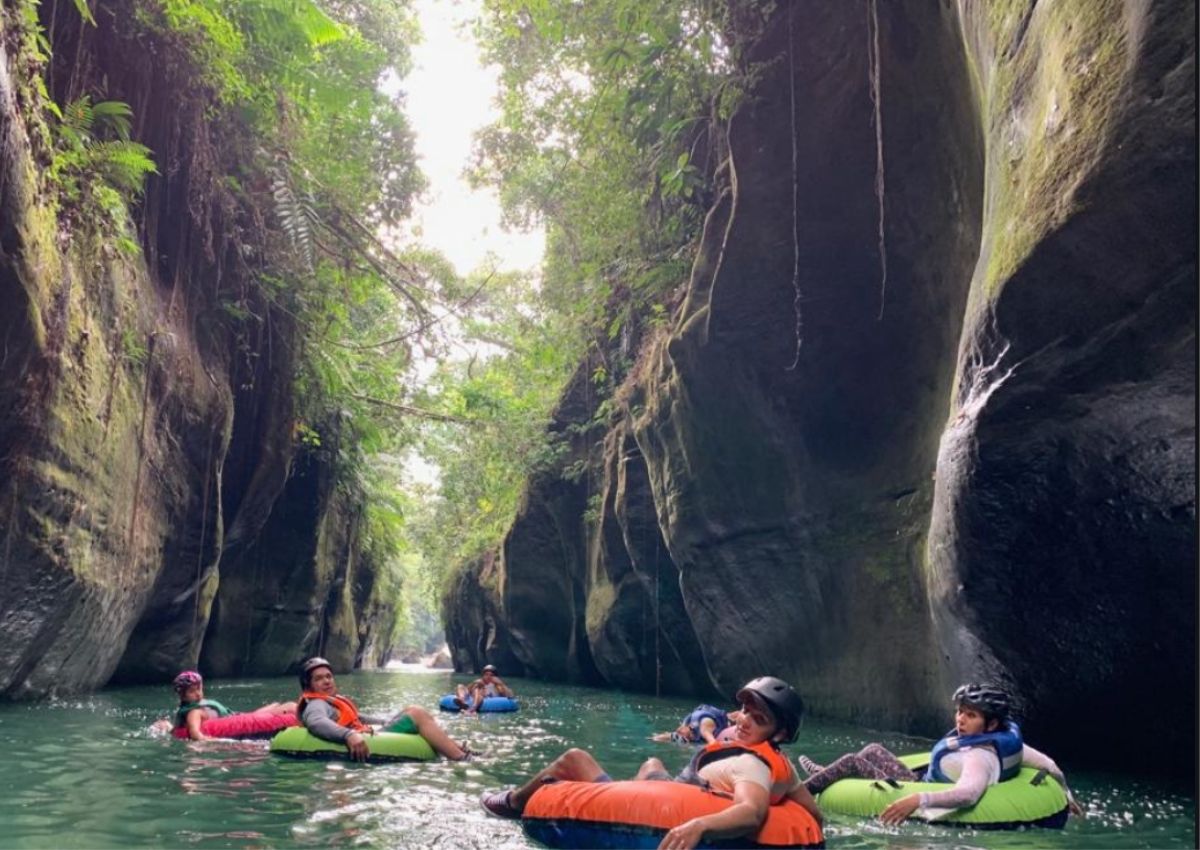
401;0;544;276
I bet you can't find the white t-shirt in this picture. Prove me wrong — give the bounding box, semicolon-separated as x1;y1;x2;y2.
919;743;1069;811
939;746;1001;784
697;753;801;795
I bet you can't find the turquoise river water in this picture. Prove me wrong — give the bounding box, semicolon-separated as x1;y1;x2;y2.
0;668;1192;849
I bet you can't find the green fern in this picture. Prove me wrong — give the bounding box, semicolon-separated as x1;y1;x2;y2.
92;100;134;140
60;98;135;144
271;167;319;272
51;98;157;199
59;97;95;149
87;141;158;194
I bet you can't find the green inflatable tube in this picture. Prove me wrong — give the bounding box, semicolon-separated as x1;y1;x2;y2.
816;753;1068;830
269;727;436;762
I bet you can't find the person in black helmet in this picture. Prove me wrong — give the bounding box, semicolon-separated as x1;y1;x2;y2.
798;682;1083;824
480;675;821;847
297;657;471;762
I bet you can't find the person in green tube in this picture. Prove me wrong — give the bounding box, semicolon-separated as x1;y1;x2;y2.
797;682;1084;824
297;657;473;762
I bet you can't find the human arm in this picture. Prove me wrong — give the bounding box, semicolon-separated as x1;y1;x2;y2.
785;779;823;826
652;723;691;743
185;709;210;741
657;780;770;850
492;677;514;697
881;749;994;823
301;701;370;760
698;717;718;744
1022;744;1084;816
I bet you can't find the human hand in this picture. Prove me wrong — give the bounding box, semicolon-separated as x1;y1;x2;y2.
1068;796;1085;817
657;817;706;850
346;732;370;761
879;793;921;826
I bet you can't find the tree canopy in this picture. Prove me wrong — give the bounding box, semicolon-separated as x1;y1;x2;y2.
14;0;769;639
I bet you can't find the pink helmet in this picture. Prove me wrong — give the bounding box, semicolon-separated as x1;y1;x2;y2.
172;670;203;693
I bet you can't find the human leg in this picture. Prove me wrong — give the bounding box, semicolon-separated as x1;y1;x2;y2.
466;684;486;714
856;743;917;779
634;757;672;781
253;701;298;715
803;743;915;795
453;685;471;709
482;748;608;818
393;705;467;760
798;755;824;775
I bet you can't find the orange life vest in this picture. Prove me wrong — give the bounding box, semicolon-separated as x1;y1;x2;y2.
684;739;797;804
297;692;369;731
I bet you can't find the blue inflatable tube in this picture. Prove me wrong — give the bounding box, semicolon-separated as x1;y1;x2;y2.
438;693;519;713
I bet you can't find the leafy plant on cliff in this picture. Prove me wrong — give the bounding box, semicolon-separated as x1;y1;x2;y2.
412;0;765;589
45;96;157;216
24;0;457;646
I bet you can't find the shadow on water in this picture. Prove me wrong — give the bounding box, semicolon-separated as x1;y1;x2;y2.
0;671;1192;848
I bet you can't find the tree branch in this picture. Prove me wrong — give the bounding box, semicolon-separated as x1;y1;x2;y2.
349;393;475;425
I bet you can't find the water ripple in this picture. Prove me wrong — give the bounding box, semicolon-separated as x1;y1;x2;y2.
0;672;1192;849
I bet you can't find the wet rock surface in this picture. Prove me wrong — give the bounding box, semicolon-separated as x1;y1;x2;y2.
445;0;1196;776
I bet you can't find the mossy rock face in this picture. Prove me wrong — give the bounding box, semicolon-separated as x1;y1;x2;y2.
444;0;1194;780
199;445;383;679
623;0;982;732
585;422;713;697
927;0;1196;776
0;21;231;695
441;550;524;676
0;7;402;696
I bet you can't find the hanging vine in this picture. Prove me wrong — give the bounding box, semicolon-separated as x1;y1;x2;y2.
868;0;889;320
786;0;803;370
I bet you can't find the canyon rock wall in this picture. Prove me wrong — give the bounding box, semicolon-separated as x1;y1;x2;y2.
445;0;1196;776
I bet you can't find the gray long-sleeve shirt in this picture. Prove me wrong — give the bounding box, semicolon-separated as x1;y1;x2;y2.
300;700;385;744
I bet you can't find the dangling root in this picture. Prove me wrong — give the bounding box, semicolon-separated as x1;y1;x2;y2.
868;0;888;320
786;0;803;370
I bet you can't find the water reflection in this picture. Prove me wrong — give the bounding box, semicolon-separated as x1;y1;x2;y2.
0;671;1191;849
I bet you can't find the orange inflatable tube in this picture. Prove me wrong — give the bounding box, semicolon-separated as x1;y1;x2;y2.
522;780;824;848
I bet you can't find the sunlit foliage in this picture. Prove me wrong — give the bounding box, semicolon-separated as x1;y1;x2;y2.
412;1;764;591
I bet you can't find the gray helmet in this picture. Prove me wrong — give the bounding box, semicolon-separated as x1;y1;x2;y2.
299;656;332;688
482;664;497;673
952;682;1011;721
735;676;805;744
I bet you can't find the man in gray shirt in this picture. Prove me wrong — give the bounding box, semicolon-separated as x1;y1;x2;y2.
297;657;471;762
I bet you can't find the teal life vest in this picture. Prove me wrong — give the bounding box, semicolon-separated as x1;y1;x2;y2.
174;699;233;729
924;721;1024;783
